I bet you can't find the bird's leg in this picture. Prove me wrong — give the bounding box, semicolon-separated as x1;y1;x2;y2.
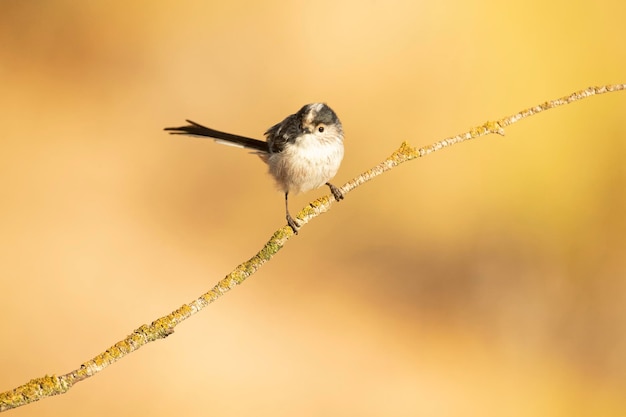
326;183;344;201
285;192;299;234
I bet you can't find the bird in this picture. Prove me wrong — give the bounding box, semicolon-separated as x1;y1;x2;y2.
164;103;345;233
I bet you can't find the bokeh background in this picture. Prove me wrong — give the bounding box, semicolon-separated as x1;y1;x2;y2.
1;1;625;416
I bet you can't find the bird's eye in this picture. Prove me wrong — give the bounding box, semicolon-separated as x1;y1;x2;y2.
318;126;325;133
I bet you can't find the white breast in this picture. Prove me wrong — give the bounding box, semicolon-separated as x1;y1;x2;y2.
266;133;344;194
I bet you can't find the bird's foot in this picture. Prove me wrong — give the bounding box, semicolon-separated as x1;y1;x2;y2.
326;183;344;201
286;213;300;234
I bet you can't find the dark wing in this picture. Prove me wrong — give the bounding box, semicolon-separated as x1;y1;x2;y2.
264;113;302;153
165;120;268;153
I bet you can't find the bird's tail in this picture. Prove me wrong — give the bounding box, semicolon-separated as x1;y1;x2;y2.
165;120;268;152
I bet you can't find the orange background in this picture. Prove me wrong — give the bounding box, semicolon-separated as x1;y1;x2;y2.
1;1;626;416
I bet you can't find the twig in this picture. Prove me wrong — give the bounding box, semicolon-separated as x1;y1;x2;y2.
1;84;624;412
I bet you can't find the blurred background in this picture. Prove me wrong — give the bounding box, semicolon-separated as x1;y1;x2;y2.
1;0;625;416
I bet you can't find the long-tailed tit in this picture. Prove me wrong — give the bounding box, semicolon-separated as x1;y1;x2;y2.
164;103;345;233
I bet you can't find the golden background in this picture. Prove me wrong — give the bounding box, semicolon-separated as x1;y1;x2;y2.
1;1;625;415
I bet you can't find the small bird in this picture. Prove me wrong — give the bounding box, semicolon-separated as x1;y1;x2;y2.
164;103;345;233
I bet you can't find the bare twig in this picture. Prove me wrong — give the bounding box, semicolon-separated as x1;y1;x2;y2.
1;84;624;412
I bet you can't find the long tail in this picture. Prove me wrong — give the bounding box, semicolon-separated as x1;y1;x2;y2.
164;120;268;152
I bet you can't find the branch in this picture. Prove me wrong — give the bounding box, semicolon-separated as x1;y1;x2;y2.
1;84;624;412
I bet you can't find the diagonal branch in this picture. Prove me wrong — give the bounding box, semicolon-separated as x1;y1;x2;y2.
1;84;624;412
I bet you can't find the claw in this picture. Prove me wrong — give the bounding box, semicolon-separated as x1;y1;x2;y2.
326;183;344;201
286;213;299;234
